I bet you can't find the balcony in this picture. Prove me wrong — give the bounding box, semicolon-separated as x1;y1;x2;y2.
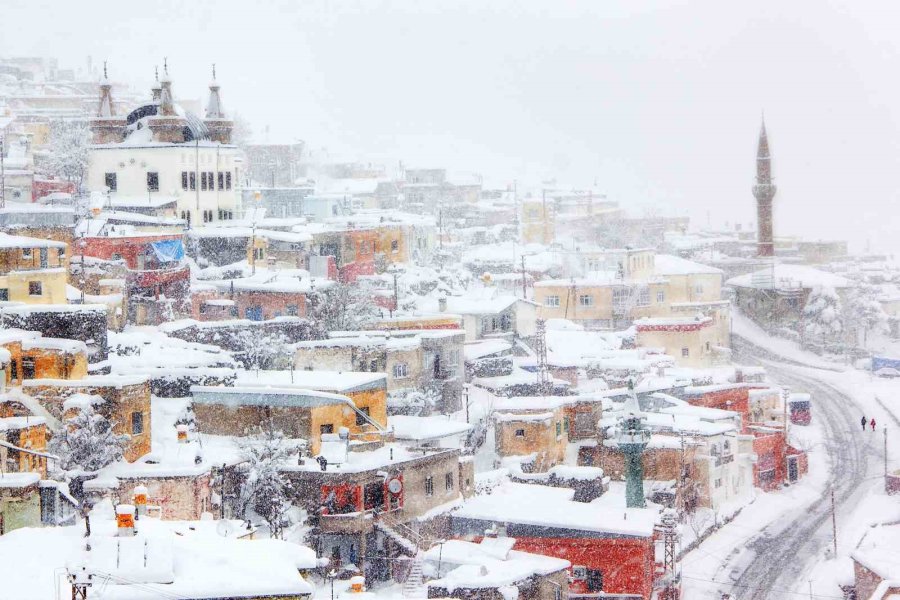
319;510;373;534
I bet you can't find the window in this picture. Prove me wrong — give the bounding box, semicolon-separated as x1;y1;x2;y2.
355;406;371;426
391;239;399;253
681;347;690;358
445;472;454;491
189;172;197;190
556;421;562;438
545;295;560;307
425;476;434;496
22;357;35;379
695;283;704;295
515;429;526;438
22;247;32;259
201;172;208;191
638;287;650;306
145;171;159;192
286;304;298;316
28;281;42;296
105;172;117;192
39;248;48;269
586;569;604;592
715;478;723;488
657;290;665;303
320;424;334;435
564;416;570;434
131;411;144;435
0;288;8;301
578;294;593;307
612;287;630;308
392;363;408;378
225;171;232;190
181;171;189;190
218;172;224;190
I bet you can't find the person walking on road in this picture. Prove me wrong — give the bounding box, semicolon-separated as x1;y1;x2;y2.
871;417;877;431
862;415;868;431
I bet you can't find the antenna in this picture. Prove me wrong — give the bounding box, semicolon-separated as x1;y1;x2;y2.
103;60;107;79
212;63;216;80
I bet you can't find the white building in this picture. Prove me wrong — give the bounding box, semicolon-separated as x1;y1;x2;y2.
86;64;241;227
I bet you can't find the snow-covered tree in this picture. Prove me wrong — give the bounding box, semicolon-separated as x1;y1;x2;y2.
309;281;381;331
42;119;90;189
235;328;291;371
802;286;844;344
848;289;888;347
236;423;300;539
49;404;126;475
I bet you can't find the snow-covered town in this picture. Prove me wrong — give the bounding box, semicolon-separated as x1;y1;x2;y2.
0;3;899;599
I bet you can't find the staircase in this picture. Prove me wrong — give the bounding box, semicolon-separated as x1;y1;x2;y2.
374;517;419;556
402;553;427;598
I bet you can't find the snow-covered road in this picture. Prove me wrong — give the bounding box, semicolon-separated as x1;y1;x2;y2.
722;335;881;599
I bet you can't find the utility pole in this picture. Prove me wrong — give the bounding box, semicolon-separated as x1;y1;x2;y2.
541;188;548;244
520;255;526;299
831;486;838;556
885;426;889;481
535;319;549;395
464;384;470;424
392;269;399;318
0;136;5;208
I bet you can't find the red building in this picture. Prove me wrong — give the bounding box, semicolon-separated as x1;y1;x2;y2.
683;384;809;491
451;482;657;599
32;177;76;202
81;233;184;269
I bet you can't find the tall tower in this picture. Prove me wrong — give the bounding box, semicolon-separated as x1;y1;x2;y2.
89;61;126;144
752;117;777;257
616;381;650;508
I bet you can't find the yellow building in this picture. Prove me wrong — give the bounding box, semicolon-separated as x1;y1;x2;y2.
191;381;388;455
375;223;408;266
493;399;569;472
520;198;555;244
634;315;727;367
533;252;727;331
0;233;68;304
1;331;89;385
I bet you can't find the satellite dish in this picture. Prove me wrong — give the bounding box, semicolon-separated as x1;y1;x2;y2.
388;478;403;495
216;519;236;537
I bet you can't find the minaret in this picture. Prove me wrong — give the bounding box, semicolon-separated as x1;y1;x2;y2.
616;380;650;508
151;66;162;104
158;59;175;116
204;63;234;144
89;61;126;144
148;58;187;143
752;117;777;257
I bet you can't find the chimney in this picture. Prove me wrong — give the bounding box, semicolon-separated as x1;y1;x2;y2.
133;486;148;518
438;297;447;313
116;504;136;537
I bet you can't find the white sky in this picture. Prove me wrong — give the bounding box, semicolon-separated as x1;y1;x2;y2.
3;0;900;253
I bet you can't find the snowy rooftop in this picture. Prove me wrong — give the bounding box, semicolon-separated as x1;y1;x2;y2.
654;253;724;276
726;263;852;290
191;384;353;408
424;538;569;591
452;480;658;538
389;415;472;441
0;232;67;249
235;369;387;393
0;501;316;600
